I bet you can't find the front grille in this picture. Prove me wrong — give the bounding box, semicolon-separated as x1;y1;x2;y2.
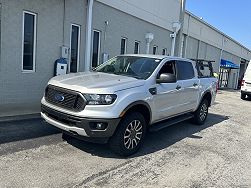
45;85;86;111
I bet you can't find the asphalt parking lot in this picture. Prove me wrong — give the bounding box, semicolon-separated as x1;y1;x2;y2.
0;90;251;188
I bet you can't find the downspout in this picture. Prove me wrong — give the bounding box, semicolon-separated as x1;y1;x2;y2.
219;37;225;73
146;43;150;54
235;57;242;89
170;33;177;56
145;33;154;54
63;0;66;45
84;0;94;71
219;49;223;72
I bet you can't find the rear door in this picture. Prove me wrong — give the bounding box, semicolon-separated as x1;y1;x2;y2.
176;60;199;111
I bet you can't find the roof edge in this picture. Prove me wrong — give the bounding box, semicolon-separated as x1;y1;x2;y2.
185;10;251;53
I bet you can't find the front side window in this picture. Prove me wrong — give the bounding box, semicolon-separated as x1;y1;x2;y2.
176;61;195;80
158;61;176;78
96;56;162;80
22;11;37;72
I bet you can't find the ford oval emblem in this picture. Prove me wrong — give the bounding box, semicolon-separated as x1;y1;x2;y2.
54;93;65;102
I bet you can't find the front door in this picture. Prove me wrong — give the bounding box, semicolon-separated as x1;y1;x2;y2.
154;60;185;121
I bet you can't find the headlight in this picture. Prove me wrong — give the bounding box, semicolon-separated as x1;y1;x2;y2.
83;94;117;105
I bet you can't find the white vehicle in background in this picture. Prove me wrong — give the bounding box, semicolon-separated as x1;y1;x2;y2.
241;62;251;100
41;55;218;156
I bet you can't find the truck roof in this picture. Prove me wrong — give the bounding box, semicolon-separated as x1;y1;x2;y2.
119;54;193;62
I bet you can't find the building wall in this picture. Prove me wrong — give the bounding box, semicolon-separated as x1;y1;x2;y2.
97;0;181;32
183;11;251;89
185;36;199;59
205;44;221;72
0;0;251;117
64;0;87;71
0;0;87;116
92;1;173;64
184;12;251;61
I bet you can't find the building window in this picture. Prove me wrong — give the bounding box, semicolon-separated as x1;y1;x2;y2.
134;41;140;54
22;11;37;72
120;37;127;55
92;30;101;68
153;45;158;55
162;48;167;55
70;24;80;73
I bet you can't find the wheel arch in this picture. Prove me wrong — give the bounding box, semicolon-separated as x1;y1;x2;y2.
120;101;152;126
201;91;212;106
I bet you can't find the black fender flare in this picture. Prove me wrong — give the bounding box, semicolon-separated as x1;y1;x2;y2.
199;90;212;106
120;100;152;124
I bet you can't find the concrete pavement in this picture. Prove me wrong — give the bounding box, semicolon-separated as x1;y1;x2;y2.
0;91;251;188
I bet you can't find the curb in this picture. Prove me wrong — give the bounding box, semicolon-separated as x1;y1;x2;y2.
0;113;41;123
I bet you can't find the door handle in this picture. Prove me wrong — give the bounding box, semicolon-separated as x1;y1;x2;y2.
176;85;181;90
193;83;198;87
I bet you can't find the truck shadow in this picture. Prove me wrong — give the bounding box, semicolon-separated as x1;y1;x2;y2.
66;113;229;158
0;118;60;145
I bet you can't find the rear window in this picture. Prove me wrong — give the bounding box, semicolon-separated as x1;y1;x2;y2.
193;60;214;78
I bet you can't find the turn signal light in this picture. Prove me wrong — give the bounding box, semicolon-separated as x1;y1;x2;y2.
241;80;245;86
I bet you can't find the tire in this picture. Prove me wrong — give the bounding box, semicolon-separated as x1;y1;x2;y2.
241;93;246;100
109;112;146;157
192;99;209;125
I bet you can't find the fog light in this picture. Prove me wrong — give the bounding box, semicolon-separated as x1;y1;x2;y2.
96;123;103;129
90;122;108;130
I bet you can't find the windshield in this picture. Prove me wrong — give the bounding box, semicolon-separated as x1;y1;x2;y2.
95;56;161;79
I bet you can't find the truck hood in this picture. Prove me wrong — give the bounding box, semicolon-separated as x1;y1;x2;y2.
48;72;145;93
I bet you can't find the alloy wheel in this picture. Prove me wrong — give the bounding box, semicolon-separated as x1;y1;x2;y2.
199;103;208;121
124;120;143;150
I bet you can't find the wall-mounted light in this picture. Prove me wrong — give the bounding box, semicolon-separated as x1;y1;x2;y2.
145;33;154;54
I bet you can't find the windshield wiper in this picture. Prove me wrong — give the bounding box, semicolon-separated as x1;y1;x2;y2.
113;72;143;79
129;75;143;79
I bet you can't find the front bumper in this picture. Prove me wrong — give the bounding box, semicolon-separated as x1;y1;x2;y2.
241;90;251;95
41;104;120;143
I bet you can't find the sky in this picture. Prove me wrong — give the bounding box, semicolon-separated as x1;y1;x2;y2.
186;0;251;50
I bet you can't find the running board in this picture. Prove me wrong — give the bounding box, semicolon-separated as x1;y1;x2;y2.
149;114;194;132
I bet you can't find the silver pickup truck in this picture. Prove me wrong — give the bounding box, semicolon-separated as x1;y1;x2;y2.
41;55;218;156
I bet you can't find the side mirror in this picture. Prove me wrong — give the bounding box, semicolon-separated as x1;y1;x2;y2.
156;73;176;84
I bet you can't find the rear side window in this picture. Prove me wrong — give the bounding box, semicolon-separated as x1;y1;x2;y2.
176;61;195;80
